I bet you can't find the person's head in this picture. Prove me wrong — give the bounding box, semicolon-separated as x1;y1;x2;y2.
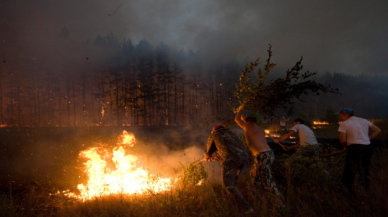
212;124;224;131
337;107;354;121
245;116;257;124
281;116;285;120
293;118;304;126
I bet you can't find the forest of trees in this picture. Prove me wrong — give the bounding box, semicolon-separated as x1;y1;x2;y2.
0;28;387;127
0;29;246;127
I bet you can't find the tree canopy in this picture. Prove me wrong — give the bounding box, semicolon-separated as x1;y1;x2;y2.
232;45;340;116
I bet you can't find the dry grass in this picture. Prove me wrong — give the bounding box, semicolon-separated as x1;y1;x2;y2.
1;144;388;217
0;123;387;217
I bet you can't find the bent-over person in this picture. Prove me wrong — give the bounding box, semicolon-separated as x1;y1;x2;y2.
275;118;319;156
275;118;329;175
235;105;284;207
204;125;254;214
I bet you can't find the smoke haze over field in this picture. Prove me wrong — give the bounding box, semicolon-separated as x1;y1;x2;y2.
1;0;388;124
0;127;224;190
2;0;388;74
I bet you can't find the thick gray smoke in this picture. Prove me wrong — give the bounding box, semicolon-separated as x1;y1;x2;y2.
0;126;225;190
1;0;388;74
126;126;224;183
135;144;222;183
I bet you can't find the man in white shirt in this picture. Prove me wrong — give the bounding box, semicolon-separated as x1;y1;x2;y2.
337;107;381;193
275;118;319;154
274;118;329;176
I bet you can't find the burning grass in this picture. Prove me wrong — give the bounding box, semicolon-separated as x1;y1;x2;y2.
0;126;387;216
2;142;388;216
73;131;174;201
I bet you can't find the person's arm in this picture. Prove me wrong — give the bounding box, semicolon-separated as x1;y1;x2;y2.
369;124;381;140
273;130;295;150
339;132;347;150
338;123;347;150
204;134;217;161
235;104;247;130
278;130;295;142
286;143;301;150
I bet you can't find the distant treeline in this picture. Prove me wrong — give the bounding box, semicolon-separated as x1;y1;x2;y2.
0;29;387;127
0;29;244;127
293;72;388;120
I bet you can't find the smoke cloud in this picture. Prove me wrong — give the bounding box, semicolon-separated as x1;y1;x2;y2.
1;0;388;74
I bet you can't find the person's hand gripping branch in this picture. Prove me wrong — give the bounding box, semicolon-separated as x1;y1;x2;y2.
273;138;290;151
234;103;245;114
204;156;216;162
235;103;247;130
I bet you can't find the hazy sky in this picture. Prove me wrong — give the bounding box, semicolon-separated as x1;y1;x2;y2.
1;0;388;75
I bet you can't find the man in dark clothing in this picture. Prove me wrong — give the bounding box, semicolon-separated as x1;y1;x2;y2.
204;125;253;214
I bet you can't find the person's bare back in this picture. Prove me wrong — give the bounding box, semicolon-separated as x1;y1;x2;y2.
234;104;271;156
244;123;271;156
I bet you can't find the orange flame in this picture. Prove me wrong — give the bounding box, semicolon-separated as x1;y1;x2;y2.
71;131;172;201
313;121;329;125
117;130;136;146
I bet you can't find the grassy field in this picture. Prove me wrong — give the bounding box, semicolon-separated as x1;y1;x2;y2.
0;123;387;217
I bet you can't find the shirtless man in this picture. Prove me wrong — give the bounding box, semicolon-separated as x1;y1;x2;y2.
235;104;283;203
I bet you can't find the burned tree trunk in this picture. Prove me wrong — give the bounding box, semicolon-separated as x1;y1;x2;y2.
66;77;71;126
100;71;105;125
17;79;21;126
0;77;3;125
10;74;14;127
82;75;86;125
90;77;94;125
37;81;41;126
72;76;77;126
46;72;51;126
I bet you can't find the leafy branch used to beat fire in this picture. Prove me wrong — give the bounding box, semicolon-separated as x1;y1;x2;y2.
231;45;340;116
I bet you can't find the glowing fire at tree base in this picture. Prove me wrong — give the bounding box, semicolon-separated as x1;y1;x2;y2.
71;131;173;201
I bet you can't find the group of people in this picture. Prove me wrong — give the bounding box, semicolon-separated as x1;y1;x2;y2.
203;106;381;214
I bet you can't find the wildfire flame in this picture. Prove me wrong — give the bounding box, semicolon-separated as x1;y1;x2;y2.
117;130;136;146
313;121;329;125
196;179;204;186
264;130;281;138
73;131;172;201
